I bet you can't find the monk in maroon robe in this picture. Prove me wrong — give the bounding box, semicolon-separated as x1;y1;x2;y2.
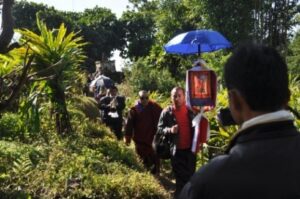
124;90;162;174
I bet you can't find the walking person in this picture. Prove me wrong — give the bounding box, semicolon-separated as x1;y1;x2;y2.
99;85;125;140
180;43;300;199
124;90;162;174
157;87;196;198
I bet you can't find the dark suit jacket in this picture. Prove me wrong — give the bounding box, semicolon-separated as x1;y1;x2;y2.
99;95;125;123
180;120;300;199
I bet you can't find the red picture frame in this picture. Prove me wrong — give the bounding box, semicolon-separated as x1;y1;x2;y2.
189;71;211;99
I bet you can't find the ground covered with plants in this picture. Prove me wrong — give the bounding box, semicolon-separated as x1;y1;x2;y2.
0;115;170;198
0;0;299;198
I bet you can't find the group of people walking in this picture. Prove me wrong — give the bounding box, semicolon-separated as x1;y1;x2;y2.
126;87;198;198
90;77;196;197
90;43;300;199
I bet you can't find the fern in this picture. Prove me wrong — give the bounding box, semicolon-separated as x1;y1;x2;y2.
12;155;32;177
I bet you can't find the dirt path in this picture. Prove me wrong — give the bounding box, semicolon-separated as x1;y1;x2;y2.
156;160;176;197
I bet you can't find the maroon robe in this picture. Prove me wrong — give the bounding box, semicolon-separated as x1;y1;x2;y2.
125;100;162;173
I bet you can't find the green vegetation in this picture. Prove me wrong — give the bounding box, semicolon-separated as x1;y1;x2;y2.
17;16;86;134
0;115;169;198
0;0;299;198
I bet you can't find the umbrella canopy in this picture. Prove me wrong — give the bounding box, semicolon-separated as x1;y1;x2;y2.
164;30;232;55
90;75;114;89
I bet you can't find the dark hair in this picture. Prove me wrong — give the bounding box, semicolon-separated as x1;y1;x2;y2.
224;43;290;112
109;85;117;90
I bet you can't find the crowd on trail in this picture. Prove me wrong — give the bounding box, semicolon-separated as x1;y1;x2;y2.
86;42;300;199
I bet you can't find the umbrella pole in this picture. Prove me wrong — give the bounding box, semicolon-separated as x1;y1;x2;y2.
198;44;201;58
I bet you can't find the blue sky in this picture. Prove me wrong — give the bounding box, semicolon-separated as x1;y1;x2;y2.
27;0;130;18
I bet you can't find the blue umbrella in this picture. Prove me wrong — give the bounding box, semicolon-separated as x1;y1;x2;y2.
164;30;232;55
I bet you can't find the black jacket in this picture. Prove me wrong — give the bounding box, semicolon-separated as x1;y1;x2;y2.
157;105;194;147
99;95;125;122
180;120;300;199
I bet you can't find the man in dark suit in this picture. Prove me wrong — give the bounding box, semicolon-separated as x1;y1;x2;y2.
99;85;125;140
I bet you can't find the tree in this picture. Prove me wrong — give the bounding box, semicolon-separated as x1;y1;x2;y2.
119;0;158;60
252;0;299;54
0;0;16;53
78;7;125;63
287;30;300;76
0;0;35;114
120;11;156;60
147;0;206;78
17;17;86;134
13;1;77;32
201;0;254;46
13;2;126;73
13;1;49;32
201;0;299;53
0;48;33;113
124;57;176;94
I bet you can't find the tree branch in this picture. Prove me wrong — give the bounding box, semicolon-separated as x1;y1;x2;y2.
0;51;33;112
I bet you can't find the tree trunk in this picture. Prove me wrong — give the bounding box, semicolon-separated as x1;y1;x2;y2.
0;0;15;53
48;79;72;135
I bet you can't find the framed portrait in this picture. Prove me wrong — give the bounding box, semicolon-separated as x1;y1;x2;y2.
189;71;212;99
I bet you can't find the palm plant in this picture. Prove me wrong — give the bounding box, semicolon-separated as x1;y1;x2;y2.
17;16;86;134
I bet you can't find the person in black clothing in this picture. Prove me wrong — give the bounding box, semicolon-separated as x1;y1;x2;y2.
179;43;300;199
99;85;125;140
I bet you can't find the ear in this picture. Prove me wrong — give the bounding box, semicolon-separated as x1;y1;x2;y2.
228;89;249;124
229;89;243;111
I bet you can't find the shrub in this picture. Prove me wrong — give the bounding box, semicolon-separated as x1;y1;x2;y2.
124;58;177;95
0;113;27;141
289;76;300;129
5;115;172;198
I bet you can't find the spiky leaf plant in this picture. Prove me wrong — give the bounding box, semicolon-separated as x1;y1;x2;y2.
17;15;87;134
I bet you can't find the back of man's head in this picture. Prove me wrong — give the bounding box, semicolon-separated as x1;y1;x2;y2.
224;43;290;112
108;85;118;97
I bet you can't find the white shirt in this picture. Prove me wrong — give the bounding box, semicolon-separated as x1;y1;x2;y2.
241;110;294;131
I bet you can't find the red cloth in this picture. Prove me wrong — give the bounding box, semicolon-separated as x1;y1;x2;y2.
199;117;209;144
192;116;209;153
173;106;192;149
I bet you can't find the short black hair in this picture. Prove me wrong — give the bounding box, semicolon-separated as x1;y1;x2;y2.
109;85;117;90
224;43;290;112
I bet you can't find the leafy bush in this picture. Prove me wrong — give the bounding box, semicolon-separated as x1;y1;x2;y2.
0;113;28;141
201;51;231;79
287;31;300;77
124;58;177;95
289;76;300;129
0;116;170;198
82;120;113;139
69;95;100;120
97;137;143;170
196;87;237;167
